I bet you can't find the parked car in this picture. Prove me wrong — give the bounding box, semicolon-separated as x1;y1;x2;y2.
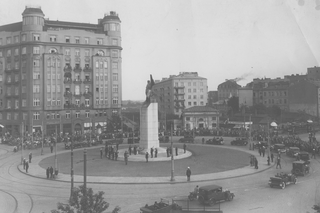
286;147;300;157
231;138;248;146
297;151;310;164
206;137;224;145
291;160;310;176
271;144;286;153
269;172;297;189
198;185;235;205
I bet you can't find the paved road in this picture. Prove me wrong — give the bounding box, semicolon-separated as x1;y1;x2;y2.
0;135;319;213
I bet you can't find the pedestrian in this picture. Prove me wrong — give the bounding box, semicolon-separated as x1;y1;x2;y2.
271;153;274;163
150;147;154;158
50;143;53;153
46;167;50;179
166;147;169;157
276;156;281;169
254;157;258;169
116;143;119;151
29;152;32;163
115;149;118;161
155;148;158;158
183;143;187;153
134;145;137;155
175;146;178;156
202;138;205;144
258;148;261;156
312;148;316;159
186;167;191;181
250;155;254;167
25;161;29;173
267;156;270;165
105;145;108;157
100;148;103;159
50;166;54;178
262;147;265;157
145;152;149;163
129;145;132;155
23;158;26;169
124;151;129;165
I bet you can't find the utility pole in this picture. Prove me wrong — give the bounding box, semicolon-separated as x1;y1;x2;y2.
21;122;24;165
41;120;44;155
170;124;175;181
54;123;57;173
249;114;252;150
70;110;74;201
83;149;87;212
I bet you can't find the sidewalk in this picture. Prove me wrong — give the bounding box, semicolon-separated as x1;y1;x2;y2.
17;145;274;184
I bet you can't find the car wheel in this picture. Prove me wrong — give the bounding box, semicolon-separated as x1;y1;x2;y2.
281;182;286;189
227;194;234;201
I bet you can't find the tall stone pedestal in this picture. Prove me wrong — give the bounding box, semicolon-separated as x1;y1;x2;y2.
139;103;159;152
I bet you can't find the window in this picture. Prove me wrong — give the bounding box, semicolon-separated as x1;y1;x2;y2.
22;99;26;107
65;49;70;55
85;99;90;106
22;47;27;55
200;82;203;86
75;37;80;44
113;97;118;104
84;37;89;44
100;62;103;69
6;37;12;44
112;39;118;45
33;112;40;120
97;38;103;45
112;62;118;69
188;89;191;93
95;61;99;68
7;100;11;109
33;85;40;93
104;98;108;104
75;49;80;56
22;86;26;93
33;72;40;79
104;74;108;81
74;85;80;95
188;102;191;106
200;101;204;105
96;98;99;105
200;88;203;93
113;84;118;92
104;61;108;68
112;73;118;81
33;47;40;54
200;95;204;99
33;98;40;106
14;62;19;69
52;85;55;92
85;111;90;118
50;35;57;42
51;113;55;119
56;113;60;119
76;112;80;118
66;112;70;119
65;36;70;43
21;34;26;42
85;49;89;56
0;51;2;57
15;100;19;109
194;102;197;105
7;50;11;56
75;99;80;106
7;113;11;120
193;89;196;92
14;48;19;56
13;36;18;44
111;50;118;57
15;86;18;95
100;74;103;80
100;99;103;105
7;76;11;83
57;99;61;106
33;59;40;67
6;63;11;70
33;34;40;41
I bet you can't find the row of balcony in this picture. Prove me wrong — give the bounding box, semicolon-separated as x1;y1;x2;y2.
64;91;93;97
63;78;92;84
63;66;93;72
63;103;91;109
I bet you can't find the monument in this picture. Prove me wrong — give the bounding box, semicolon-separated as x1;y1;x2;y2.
139;75;160;152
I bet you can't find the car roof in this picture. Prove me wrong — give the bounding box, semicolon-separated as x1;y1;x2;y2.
299;151;309;155
199;185;222;191
293;160;306;164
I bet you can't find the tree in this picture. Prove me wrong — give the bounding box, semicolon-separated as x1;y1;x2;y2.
51;185;121;213
227;96;239;115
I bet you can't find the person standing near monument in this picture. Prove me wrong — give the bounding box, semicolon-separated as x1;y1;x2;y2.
183;143;187;153
145;152;149;163
150;147;154;158
124;151;129;165
155;148;158;158
186;167;191;181
176;146;178;156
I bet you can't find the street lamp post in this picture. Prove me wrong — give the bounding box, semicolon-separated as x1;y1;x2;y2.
21;122;24;165
170;124;175;181
70;111;74;201
54;123;57;173
83;148;87;212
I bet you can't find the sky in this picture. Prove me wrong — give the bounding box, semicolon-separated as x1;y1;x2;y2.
1;0;320;100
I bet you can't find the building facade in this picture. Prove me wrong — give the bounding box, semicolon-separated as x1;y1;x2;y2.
152;72;208;116
182;106;220;130
0;6;122;136
217;80;241;101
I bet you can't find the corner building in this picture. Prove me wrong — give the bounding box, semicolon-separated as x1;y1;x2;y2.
0;6;122;135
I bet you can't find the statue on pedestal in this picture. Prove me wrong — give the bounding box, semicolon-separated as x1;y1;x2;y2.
144;75;155;105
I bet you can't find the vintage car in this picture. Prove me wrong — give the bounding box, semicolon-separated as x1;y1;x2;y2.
297;151;310;164
231;138;248;146
271;144;286;153
140;198;181;213
269;172;297;189
198;185;234;205
206;137;224;145
254;141;268;149
291;160;310;176
179;136;194;143
286;147;300;157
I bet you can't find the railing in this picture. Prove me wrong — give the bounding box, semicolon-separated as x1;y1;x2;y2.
83;67;93;72
73;67;82;72
63;66;72;72
73;79;82;84
83;79;91;83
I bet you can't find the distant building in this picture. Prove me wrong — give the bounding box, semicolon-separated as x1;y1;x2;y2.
207;91;218;107
238;87;253;107
153;72;208;116
307;66;320;81
217;80;241;101
182;106;219;130
0;6;122;135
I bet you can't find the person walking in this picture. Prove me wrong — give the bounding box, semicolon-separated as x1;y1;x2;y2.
254;157;258;169
29;152;32;163
124;151;129;165
23;158;26;170
100;148;103;159
150;148;154;158
202;138;205;144
129;145;132;155
145;152;149;163
46;167;50;179
50;143;53;153
276;156;281;169
186;167;191;181
50;166;54;178
271;153;274;163
183;143;187;153
25;161;29;173
105;145;108;157
115;149;118;161
175;146;178;156
267;156;270;165
155;148;158;158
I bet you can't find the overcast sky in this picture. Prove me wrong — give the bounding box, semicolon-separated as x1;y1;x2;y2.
1;0;320;100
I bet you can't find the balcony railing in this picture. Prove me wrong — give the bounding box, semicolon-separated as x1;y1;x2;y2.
73;67;82;72
83;67;93;72
64;79;72;84
73;79;82;84
63;66;72;72
64;103;91;109
83;91;92;97
64;91;73;97
83;78;91;83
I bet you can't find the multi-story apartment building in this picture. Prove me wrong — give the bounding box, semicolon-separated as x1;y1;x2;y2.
153;72;208;116
0;6;122;135
217;80;241;101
